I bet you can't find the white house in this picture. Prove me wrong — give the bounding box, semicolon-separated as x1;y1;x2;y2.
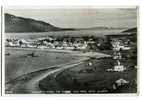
114;60;126;72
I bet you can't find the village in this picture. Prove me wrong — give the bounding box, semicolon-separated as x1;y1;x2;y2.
5;34;132;51
5;29;137;93
5;36;89;50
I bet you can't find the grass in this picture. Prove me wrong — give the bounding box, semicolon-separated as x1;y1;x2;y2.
5;48;80;82
39;57;137;93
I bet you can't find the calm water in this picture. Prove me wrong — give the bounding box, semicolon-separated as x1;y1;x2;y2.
5;29;125;39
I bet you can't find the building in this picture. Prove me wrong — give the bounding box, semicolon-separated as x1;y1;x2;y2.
114;60;126;72
105;27;137;51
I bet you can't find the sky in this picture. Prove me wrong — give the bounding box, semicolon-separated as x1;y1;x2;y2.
5;7;137;28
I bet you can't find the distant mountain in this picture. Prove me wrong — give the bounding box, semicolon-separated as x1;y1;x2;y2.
122;27;137;33
76;27;127;30
5;13;130;33
5;13;74;33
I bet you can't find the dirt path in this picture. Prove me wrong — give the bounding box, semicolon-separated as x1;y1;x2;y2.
6;57;88;94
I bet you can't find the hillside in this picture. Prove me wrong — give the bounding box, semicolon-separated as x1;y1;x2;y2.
5;13;74;33
122;27;137;33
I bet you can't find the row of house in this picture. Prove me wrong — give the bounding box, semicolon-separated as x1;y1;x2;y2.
5;36;91;50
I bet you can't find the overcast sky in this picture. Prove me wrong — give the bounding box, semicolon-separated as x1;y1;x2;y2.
5;7;137;28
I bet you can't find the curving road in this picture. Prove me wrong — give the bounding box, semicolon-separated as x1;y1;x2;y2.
5;57;88;94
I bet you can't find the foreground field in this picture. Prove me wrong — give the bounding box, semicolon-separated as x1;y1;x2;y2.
5;48;82;82
39;58;137;93
5;47;112;94
5;59;87;94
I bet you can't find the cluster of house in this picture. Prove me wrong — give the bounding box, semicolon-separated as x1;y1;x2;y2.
111;39;131;51
5;36;94;50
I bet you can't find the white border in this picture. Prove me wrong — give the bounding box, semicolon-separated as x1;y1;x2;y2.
0;7;2;95
2;5;4;96
2;5;139;96
1;0;139;6
0;0;142;99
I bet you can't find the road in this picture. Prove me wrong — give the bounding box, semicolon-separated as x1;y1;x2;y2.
5;57;88;94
